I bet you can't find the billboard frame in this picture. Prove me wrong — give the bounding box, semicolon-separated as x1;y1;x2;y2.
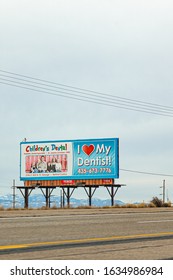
20;137;119;181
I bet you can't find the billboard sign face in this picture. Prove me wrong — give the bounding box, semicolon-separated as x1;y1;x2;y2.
20;138;119;181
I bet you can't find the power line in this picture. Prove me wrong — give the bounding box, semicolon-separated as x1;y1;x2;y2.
1;69;173;112
1;168;173;188
1;76;173;114
2;80;173;118
1;74;173;113
1;70;173;182
0;168;173;188
1;69;173;110
0;69;173;117
120;168;173;177
1;69;173;109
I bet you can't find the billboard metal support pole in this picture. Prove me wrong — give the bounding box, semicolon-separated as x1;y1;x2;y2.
24;188;29;208
62;188;65;207
62;191;65;208
89;187;92;206
67;187;70;208
62;187;76;208
48;189;51;208
60;189;62;208
106;185;121;206
61;188;66;207
111;186;114;206
17;187;35;209
46;188;49;208
39;187;56;208
84;186;98;207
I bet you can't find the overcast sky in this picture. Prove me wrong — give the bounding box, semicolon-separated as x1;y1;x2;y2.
1;0;173;203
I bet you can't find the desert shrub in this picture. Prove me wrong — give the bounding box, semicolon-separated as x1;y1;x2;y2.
112;204;121;208
0;205;4;211
150;196;165;207
51;205;58;209
121;203;138;208
6;207;14;211
40;206;50;210
76;205;94;209
148;202;156;208
136;203;147;208
163;201;171;207
150;197;172;207
150;197;163;207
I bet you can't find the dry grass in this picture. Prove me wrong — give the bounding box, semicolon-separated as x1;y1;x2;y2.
163;201;172;207
0;201;172;211
0;205;4;211
147;202;156;208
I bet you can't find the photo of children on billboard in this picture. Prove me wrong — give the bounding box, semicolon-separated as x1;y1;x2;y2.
25;154;68;174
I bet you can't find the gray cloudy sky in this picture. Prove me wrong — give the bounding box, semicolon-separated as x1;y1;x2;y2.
1;0;173;203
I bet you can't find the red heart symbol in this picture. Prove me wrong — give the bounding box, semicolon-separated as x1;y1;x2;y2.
82;144;95;156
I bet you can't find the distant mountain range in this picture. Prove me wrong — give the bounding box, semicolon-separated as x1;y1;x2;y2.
0;194;125;208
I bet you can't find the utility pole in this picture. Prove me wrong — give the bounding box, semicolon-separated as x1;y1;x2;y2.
12;179;16;209
160;179;165;203
167;189;169;202
163;179;165;203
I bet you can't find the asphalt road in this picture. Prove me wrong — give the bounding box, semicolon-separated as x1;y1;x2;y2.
0;208;173;259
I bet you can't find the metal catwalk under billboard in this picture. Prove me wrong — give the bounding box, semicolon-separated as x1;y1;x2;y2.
20;138;119;181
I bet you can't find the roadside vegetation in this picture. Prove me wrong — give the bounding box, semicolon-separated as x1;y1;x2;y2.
0;197;171;211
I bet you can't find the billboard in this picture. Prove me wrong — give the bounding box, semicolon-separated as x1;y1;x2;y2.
20;138;119;181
